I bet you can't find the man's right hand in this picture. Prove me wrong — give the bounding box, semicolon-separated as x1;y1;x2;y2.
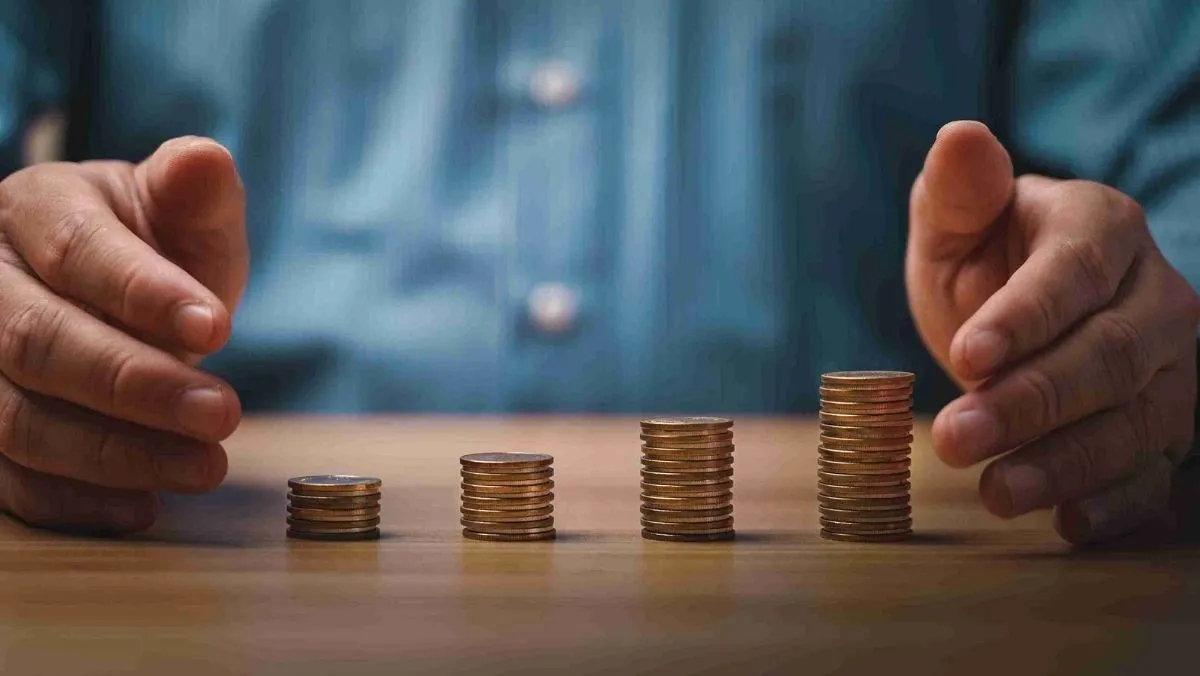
0;137;248;533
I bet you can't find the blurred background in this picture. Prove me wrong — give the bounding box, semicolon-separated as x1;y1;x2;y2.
3;0;1194;415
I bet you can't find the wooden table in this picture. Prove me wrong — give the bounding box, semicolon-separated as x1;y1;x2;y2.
1;416;1197;675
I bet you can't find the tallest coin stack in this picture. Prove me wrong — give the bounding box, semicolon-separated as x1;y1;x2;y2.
817;371;915;542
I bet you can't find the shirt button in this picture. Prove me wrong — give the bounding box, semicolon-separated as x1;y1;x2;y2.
527;282;579;334
529;61;579;109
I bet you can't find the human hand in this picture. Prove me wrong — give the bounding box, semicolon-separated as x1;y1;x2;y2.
906;121;1200;544
0;137;248;533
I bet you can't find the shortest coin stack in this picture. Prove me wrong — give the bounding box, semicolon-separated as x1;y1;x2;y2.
287;475;382;541
818;371;915;543
640;417;735;542
460;453;556;542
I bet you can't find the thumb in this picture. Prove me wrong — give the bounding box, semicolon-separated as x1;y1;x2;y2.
909;120;1014;263
136;137;249;322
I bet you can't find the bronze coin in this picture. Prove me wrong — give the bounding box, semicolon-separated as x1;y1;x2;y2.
820;529;912;543
459;452;553;469
640;430;734;442
820;371;915;388
816;470;911;486
460;469;554;485
640;493;733;509
641;517;734;532
641;416;733;431
819;423;913;440
287;528;381;541
287;475;382;495
462;529;556;542
818;495;910;510
818;385;913;402
460;518;555;534
286;517;381;533
819;399;914;415
637;436;735;450
460;505;554;522
818;448;912;464
817;482;910;498
460;494;554;509
641;480;733;497
818;410;914;426
460;481;554;495
641;444;734;457
641;457;734;472
820;517;913;533
286;506;381;521
817;458;911;474
640;469;734;485
819;506;911;522
640;506;733;522
287;493;381;509
453;463;553;475
819;435;914;451
641;529;735;542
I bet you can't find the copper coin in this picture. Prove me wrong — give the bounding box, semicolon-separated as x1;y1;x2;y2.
460;481;554;495
818;495;910;510
818;412;914;427
816;470;910;486
820;371;915;388
462;529;556;542
818;458;911;474
287;475;382;495
460;518;555;534
638;436;735;450
641;517;734;532
819;423;913;440
453;463;553;475
641;529;735;542
640;493;732;509
640;417;733;431
286;517;381;533
817;482;910;498
820;517;913;533
287;493;381;509
820;529;912;543
640;469;734;484
640;429;734;441
459;452;553;470
641;457;734;471
287;528;381;541
819;399;914;415
819;435;914;451
460;505;554;522
818;448;912;464
640;506;733;522
818;386;913;402
641;481;733;497
460;469;554;485
641;445;735;458
460;494;554;509
286;506;381;521
819;506;912;522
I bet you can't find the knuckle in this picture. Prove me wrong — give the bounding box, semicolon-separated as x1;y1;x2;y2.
1013;367;1063;432
39;208;99;288
86;348;137;411
1059;236;1117;302
0;301;66;382
1094;312;1153;389
1119;397;1163;465
0;385;29;462
9;475;63;526
1053;432;1100;498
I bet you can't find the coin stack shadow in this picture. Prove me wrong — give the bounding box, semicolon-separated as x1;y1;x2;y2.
286;475;382;541
817;371;915;542
640;417;736;542
460;453;556;542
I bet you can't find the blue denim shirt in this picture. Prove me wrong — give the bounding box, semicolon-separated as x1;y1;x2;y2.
2;0;1199;413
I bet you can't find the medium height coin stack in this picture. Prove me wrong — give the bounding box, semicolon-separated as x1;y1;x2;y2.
287;475;382;540
640;417;735;542
818;371;914;542
460;453;556;541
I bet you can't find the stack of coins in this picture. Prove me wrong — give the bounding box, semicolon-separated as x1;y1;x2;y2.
640;417;735;542
460;453;556;542
818;371;914;542
287;475;382;541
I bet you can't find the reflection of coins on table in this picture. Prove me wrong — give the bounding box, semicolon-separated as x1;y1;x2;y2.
639;417;735;542
286;475;382;541
817;371;915;543
460;453;556;541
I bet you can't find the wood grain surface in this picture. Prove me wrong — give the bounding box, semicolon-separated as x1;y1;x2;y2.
1;416;1197;675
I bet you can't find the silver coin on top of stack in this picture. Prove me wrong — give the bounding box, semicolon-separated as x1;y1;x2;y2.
287;475;382;541
460;453;556;541
640;417;735;542
818;371;915;542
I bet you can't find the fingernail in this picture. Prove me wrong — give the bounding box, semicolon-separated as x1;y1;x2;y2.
175;387;228;438
174;303;215;347
103;500;144;528
1001;465;1047;515
950;409;999;462
965;329;1008;376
